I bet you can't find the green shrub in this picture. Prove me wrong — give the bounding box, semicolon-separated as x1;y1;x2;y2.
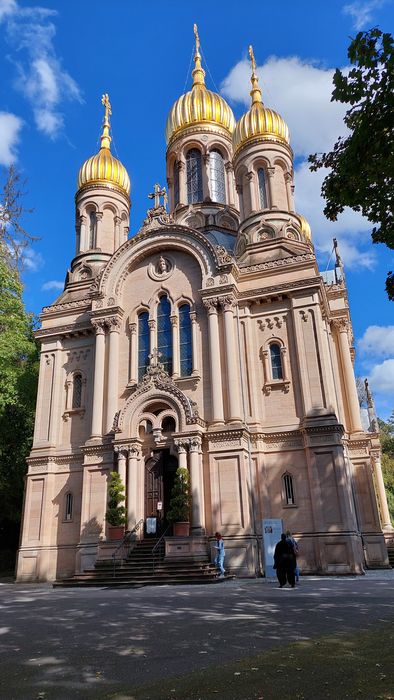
167;467;191;523
106;471;126;526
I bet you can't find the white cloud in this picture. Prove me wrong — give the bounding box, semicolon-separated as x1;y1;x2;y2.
343;1;385;30
22;248;44;272
0;111;23;164
1;0;82;138
41;279;63;291
358;325;394;357
369;359;394;395
221;55;374;269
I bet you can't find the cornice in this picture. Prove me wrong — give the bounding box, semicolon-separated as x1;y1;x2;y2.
239;252;316;276
238;276;321;300
41;298;91;315
35;323;92;339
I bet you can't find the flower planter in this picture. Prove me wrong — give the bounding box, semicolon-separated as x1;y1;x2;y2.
173;522;190;537
108;525;125;541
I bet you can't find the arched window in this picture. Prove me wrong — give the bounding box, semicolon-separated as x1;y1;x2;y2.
89;211;97;248
65;492;73;521
179;303;192;377
162;416;176;433
270;343;283;380
72;373;82;409
173;161;180;207
138;311;150;381
209;149;226;204
157;296;173;375
258;168;267;209
283;474;295;505
186;149;203;203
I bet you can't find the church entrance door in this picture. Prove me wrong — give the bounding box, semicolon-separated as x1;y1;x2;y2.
144;450;177;535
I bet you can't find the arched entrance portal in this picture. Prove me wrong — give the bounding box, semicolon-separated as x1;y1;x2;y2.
145;449;178;535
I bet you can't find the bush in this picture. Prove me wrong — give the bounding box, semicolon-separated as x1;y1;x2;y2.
106;471;126;526
167;467;191;523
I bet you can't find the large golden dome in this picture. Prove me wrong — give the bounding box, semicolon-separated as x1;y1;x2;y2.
233;46;290;154
165;25;236;146
78;94;130;196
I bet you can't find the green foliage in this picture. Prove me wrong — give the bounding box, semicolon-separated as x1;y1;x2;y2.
379;412;394;523
167;466;191;523
106;471;126;526
309;28;394;299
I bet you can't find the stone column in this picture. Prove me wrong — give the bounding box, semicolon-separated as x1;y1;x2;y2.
178;161;187;206
106;316;121;433
114;215;121;251
91;320;106;438
267;167;276;208
148;319;156;356
128;322;137;384
189;437;205;533
225;162;235;207
79;214;88;252
203;153;210;201
284;172;295;212
95;211;103;249
115;446;127;489
372;452;393;530
176;440;188;470
190;311;199;375
127;443;141;529
171;314;179;378
246;172;258;213
220;295;242;422
240;305;260;422
333;319;363;432
204;299;224;424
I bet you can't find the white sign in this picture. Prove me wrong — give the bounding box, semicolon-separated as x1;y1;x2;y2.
262;518;283;578
157;501;163;511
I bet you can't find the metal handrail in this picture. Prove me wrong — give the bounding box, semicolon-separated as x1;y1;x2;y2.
112;518;144;577
152;524;171;573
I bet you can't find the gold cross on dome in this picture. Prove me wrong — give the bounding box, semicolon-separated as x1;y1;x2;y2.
194;23;200;53
101;93;112;121
248;45;257;74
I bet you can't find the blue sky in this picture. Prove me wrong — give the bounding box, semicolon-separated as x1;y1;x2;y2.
1;0;393;418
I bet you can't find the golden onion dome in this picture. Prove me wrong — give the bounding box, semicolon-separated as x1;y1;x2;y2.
233;46;290;154
165;25;236;146
297;214;312;241
78;94;130;196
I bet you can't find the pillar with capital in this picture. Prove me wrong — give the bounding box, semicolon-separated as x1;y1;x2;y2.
114;215;121;250
91;319;106;438
128;443;142;529
189;436;205;533
178;161;187;206
114;445;127;489
128;322;137;384
267;166;276;208
203;298;224;424
190;311;199;376
332;319;363;433
246;171;258;213
170;314;179;378
95;211;103;248
225;161;236;207
219;295;242;422
106;315;122;433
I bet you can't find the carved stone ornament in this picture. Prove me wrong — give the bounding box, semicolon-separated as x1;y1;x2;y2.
215;245;233;265
206;277;215;287
148;256;174;281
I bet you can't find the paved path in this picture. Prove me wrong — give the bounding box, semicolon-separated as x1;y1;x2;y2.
1;571;394;699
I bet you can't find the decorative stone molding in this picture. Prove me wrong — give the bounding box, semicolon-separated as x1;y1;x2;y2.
331;318;350;332
190;436;202;452
299;310;308;323
219;274;228;284
91;319;106;335
148;255;174;281
240;253;315;275
42;298;91;314
215;245;233;265
202;297;219;313
258;316;285;331
218;295;236;311
107;315;122;332
174;438;191;453
65;349;91;364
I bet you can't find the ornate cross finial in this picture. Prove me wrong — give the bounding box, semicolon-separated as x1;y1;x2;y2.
194;23;200;53
248;45;256;74
101;93;112;122
148;183;167;210
192;23;205;87
100;93;112;149
248;44;262;104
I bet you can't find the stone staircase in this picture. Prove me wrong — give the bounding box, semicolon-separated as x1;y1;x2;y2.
54;537;222;588
387;545;394;568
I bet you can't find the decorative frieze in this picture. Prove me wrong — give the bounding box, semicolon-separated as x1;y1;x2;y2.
241;253;315;275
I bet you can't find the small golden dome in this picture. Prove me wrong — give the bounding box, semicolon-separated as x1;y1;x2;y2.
297;214;312;241
78;94;130;196
233;46;290;154
165;25;236;146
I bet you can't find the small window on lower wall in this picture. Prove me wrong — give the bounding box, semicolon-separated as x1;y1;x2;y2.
283;474;295;506
65;492;73;521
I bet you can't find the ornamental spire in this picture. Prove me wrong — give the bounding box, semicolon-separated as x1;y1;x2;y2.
192;23;206;87
100;93;112;150
248;45;262;104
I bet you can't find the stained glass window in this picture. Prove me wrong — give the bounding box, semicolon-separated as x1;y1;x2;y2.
186;149;203;203
210;149;226;204
173;161;179;206
179;303;192;376
258;168;267;209
270;343;283;380
138;311;150;381
283;474;295;505
157;296;173;375
89;211;97;248
72;374;82;408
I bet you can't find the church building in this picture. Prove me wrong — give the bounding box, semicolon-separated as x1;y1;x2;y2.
17;28;392;581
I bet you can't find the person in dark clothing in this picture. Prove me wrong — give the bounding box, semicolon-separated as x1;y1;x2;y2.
273;533;296;587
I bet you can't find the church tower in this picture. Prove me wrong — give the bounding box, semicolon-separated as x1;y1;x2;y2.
72;94;131;284
165;25;239;234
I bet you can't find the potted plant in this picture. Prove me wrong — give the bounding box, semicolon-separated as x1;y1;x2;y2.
106;471;126;540
167;466;191;536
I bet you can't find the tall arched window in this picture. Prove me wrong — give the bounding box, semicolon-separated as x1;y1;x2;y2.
89;211;97;248
173;161;180;207
209;149;226;204
258;168;267;209
179;303;192;377
157;296;173;375
270;343;283;380
138;311;150;381
72;373;82;409
65;492;73;521
186;148;203;203
283;474;295;505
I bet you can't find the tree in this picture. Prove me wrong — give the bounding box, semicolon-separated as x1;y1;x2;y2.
105;472;127;527
378;412;394;522
0;165;38;270
309;28;394;299
167;467;191;523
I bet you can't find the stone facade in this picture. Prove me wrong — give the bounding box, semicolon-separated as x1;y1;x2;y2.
17;36;392;582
